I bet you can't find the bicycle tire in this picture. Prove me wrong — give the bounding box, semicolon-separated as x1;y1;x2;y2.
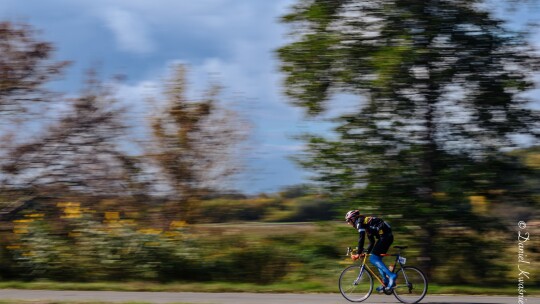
392;266;428;304
339;265;374;302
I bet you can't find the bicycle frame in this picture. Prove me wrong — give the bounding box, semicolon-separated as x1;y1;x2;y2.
357;252;406;289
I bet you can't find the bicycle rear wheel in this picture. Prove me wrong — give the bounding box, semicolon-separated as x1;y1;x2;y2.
339;265;373;302
393;266;428;303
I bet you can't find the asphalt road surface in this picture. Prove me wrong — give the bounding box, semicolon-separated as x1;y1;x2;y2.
0;290;535;304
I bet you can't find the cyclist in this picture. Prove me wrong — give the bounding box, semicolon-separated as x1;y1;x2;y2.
345;210;396;292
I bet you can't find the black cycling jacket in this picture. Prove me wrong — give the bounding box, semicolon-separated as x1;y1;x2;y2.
354;215;392;253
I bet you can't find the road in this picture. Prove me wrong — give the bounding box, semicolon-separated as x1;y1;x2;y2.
0;290;535;304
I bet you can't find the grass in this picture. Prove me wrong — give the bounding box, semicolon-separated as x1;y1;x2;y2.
0;280;538;296
0;280;326;293
1;222;538;298
428;284;540;296
0;302;194;304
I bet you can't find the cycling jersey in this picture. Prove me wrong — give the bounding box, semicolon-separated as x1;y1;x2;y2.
354;215;392;254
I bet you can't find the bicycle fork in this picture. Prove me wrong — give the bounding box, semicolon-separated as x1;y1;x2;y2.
354;265;366;285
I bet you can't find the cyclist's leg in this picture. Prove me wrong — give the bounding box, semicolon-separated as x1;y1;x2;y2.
375;259;388;291
370;234;396;289
370;254;391;291
378;266;388;285
371;240;388;289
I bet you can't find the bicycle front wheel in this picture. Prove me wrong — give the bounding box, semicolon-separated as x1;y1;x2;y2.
393;266;428;303
339;265;373;302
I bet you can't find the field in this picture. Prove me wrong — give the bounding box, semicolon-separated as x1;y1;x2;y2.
1;191;538;295
0;221;538;296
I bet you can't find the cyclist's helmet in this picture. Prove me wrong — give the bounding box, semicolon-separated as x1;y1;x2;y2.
345;210;360;223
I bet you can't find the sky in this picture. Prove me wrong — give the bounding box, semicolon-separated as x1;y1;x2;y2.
0;0;538;194
0;0;322;194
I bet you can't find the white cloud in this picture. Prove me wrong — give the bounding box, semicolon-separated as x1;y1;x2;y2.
103;8;155;54
114;80;159;137
0;0;307;192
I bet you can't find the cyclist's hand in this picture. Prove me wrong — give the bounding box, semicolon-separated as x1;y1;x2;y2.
351;254;360;261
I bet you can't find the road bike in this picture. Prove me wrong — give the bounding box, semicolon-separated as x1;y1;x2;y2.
339;246;428;303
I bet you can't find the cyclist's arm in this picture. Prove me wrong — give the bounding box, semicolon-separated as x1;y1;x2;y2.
358;230;366;253
366;234;375;253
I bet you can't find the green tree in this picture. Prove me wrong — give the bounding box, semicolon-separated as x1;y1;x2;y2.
278;0;539;280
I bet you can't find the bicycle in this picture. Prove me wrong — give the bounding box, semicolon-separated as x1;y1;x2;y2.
339;246;428;303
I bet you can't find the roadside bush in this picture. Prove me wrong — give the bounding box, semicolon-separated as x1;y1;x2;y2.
4;203;295;283
8;213;171;281
212;243;292;283
264;197;335;222
190;197;281;223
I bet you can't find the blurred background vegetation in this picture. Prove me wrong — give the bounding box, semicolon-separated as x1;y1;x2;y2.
0;182;538;289
0;0;539;294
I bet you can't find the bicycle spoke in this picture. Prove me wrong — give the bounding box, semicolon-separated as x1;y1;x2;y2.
339;265;373;302
392;266;428;303
344;284;358;294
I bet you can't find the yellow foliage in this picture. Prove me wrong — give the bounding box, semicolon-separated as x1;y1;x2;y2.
62;207;82;219
105;212;120;220
13;219;32;234
13;229;29;234
126;212;139;218
525;153;540;169
99;199;118;206
163;231;181;238
170;220;187;229
138;228;162;235
120;219;136;226
59;203;82;219
64;207;80;214
13;219;33;223
469;195;488;214
433;192;448;200
104;221;122;229
57;202;80;208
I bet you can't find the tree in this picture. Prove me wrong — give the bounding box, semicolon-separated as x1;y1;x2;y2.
278;0;539;280
0;22;70;186
1;72;143;196
148;64;248;221
0;21;69;114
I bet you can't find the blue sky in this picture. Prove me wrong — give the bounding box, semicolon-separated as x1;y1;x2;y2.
1;0;538;194
0;0;321;194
